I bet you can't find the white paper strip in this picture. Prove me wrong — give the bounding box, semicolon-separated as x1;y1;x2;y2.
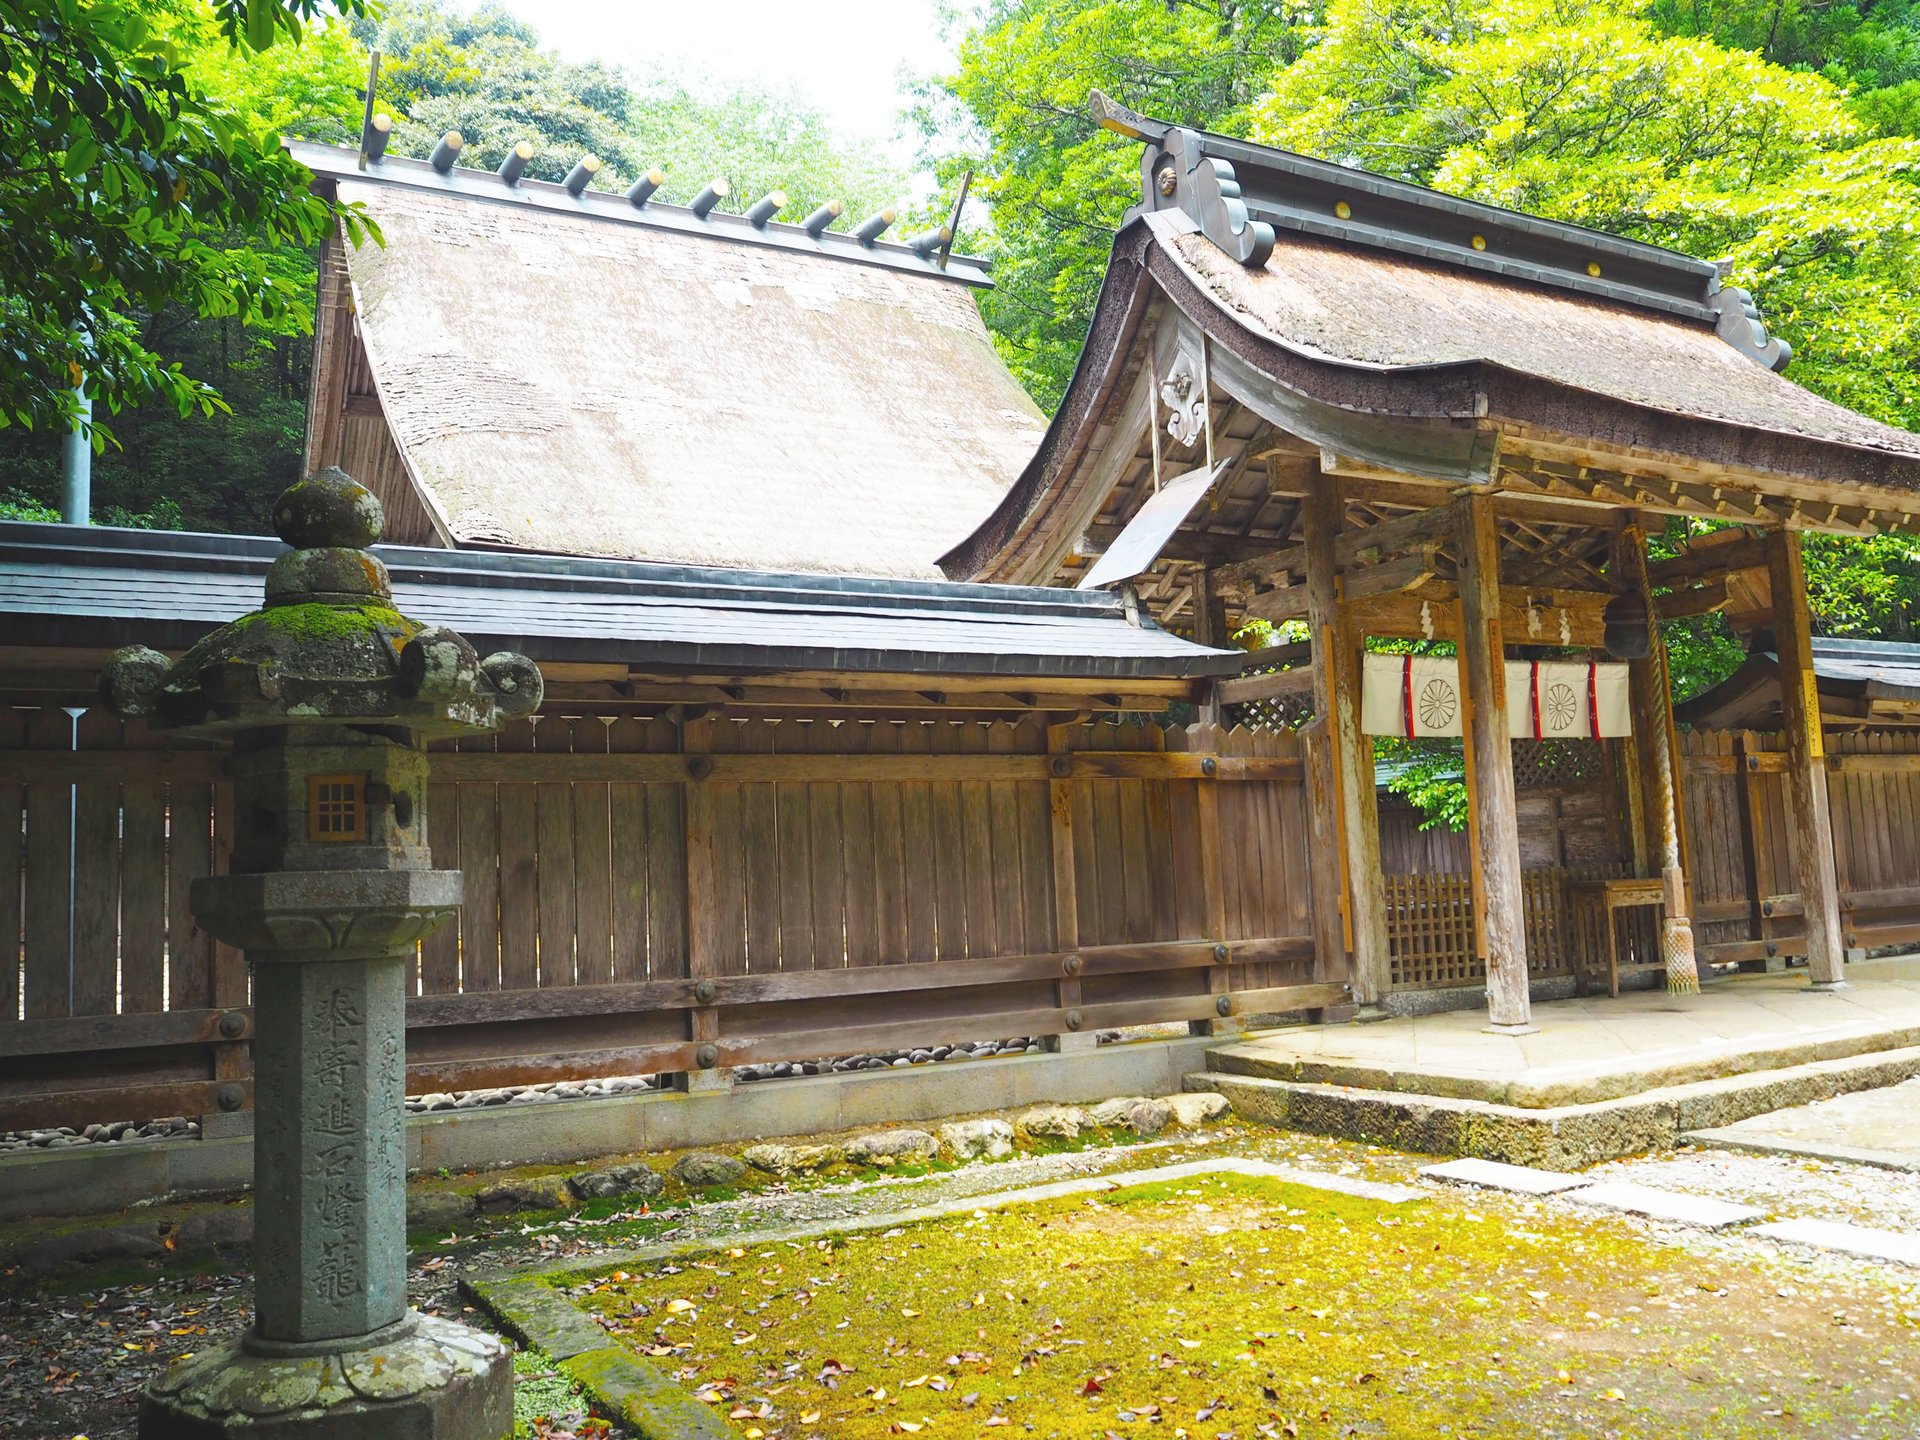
1362;653;1464;737
1361;654;1631;739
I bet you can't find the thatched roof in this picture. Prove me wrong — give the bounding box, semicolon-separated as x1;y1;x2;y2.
295;143;1047;578
1171;228;1920;468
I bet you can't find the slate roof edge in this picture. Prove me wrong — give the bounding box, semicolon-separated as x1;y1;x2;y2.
0;523;1243;682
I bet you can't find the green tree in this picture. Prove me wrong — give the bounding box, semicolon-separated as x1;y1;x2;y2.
0;0;373;441
0;0;913;533
1250;0;1920;650
1646;0;1920;88
929;0;1315;409
359;3;904;217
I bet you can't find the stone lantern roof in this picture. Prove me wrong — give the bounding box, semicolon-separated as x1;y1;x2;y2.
100;468;542;738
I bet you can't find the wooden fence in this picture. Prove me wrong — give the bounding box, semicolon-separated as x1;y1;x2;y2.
0;709;1340;1132
1681;729;1920;966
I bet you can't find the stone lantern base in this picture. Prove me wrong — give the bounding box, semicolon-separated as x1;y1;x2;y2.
138;1312;512;1439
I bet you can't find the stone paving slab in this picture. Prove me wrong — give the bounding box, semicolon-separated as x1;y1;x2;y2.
1568;1181;1764;1229
1684;1077;1920;1172
1418;1157;1593;1194
1750;1217;1920;1268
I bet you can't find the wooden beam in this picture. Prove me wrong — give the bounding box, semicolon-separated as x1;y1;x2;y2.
1081;520;1293;565
423;749;1300;784
680;715;725;1078
1647;532;1768;587
1192;567;1229;728
1215;503;1454;591
1243;546;1439;624
1216;664;1318;706
1656;577;1732;620
1243;582;1310;625
1341;585;1610;646
1767;528;1847;983
624;668;1195;700
1045;722;1085;1046
1455;494;1531;1028
1348;545;1442;599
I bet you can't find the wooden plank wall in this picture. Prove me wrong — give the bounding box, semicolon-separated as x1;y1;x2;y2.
1682;728;1920;966
0;707;1331;1131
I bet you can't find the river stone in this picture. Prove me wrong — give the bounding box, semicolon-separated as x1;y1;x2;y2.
672;1151;748;1189
743;1142;843;1176
22;1224;166;1273
406;1190;475;1233
1017;1104;1091;1141
1166;1092;1233;1126
938;1118;1015;1161
845;1129;938;1166
1090;1096;1174;1136
472;1175;572;1214
177;1208;254;1251
567;1162;665;1201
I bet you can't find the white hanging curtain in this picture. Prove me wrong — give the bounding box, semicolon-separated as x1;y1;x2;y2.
1361;653;1631;739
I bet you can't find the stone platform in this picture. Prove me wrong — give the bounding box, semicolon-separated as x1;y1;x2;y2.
1687;1075;1920;1171
1210;967;1920;1107
1193;964;1920;1168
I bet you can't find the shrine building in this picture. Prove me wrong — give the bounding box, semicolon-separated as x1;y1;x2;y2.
940;94;1920;1029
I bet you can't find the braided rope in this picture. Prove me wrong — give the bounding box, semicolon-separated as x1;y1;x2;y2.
1664;915;1700;995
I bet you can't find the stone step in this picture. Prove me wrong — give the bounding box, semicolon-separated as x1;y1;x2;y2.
1205;1022;1920;1111
1187;1042;1920;1169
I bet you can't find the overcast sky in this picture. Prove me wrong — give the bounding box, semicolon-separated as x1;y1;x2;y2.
483;0;960;162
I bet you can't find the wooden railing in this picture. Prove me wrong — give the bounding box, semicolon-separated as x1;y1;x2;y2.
0;710;1338;1132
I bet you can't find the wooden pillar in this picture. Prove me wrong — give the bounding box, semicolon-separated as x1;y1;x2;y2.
1453;495;1532;1030
1304;473;1391;1012
680;714;732;1090
1193;567;1228;728
1190;728;1238;1037
1766;528;1846;985
1619;523;1699;994
1045;720;1096;1050
1301;720;1348;989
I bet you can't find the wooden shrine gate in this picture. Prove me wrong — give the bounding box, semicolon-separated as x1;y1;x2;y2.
0;710;1337;1133
1374;729;1920;992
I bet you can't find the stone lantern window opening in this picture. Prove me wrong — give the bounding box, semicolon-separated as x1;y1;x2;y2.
308;774;367;843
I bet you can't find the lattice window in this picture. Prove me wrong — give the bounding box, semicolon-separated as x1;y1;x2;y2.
1510;739;1606;791
308;774;367;842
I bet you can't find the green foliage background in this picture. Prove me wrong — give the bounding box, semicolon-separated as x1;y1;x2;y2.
0;0;910;534
7;0;1920;818
930;0;1920;823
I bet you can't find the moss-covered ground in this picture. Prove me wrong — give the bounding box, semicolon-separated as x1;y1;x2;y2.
574;1172;1920;1439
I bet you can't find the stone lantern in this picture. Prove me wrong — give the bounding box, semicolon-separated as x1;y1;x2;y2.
102;469;542;1439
